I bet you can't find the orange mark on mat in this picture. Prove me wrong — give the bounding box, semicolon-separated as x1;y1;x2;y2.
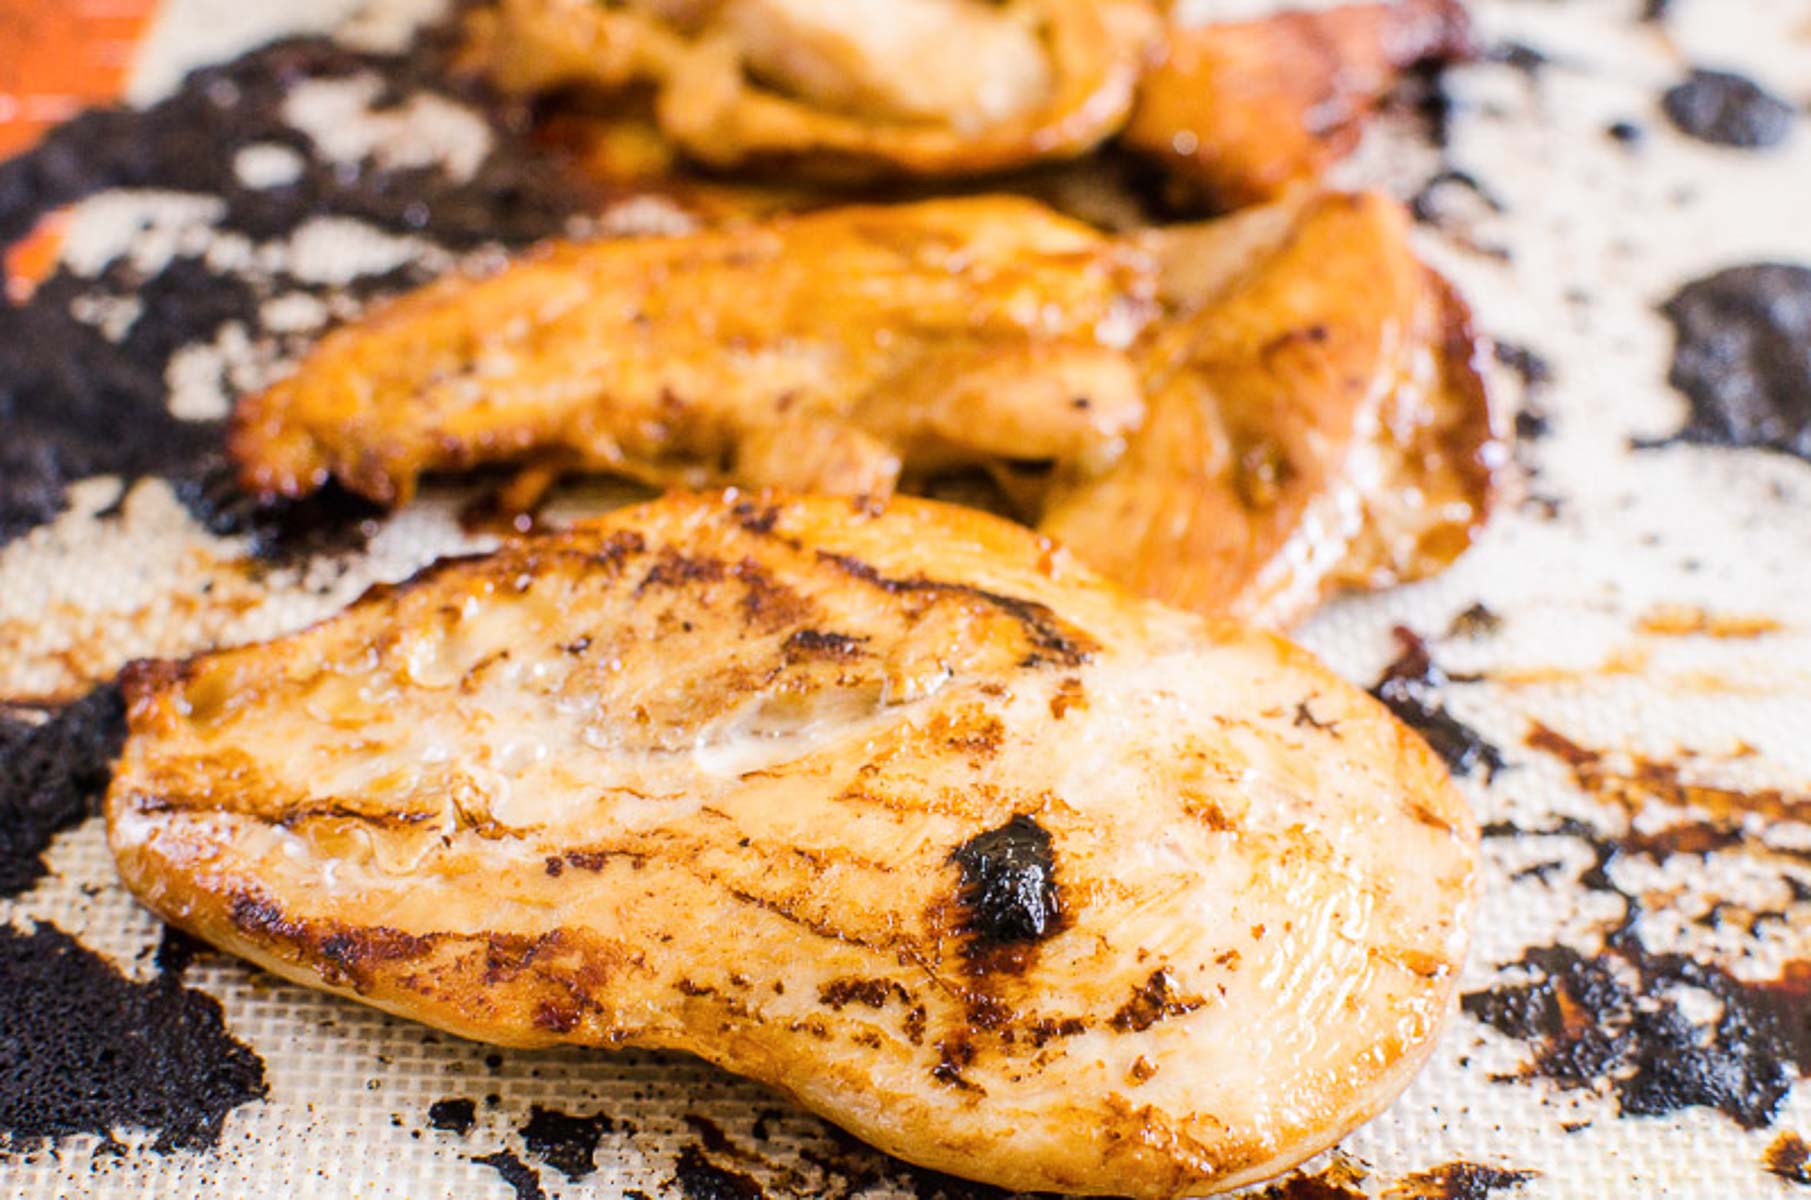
1636;604;1784;640
0;1;161;293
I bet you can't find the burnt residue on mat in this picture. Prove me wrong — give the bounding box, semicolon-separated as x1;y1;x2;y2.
0;30;591;550
1383;1163;1537;1198
0;922;267;1153
1767;1132;1811;1186
1645;264;1811;463
427;1097;477;1136
1463;927;1811;1128
519;1105;615;1180
1369;627;1504;779
473;1148;547;1200
1661;69;1795;149
675;1144;769;1200
0;683;125;897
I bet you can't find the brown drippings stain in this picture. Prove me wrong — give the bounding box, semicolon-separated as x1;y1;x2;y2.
1637;604;1783;639
1383;1162;1536;1198
1766;1132;1811;1186
1526;721;1811;825
1255;1154;1369;1198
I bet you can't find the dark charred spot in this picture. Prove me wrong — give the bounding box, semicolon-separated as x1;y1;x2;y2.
1607;120;1645;146
783;629;867;661
0;922;266;1153
1109;968;1205;1033
1027;1016;1087;1048
1646;264;1811;463
0;683;126;897
730;500;782;535
637;550;729;593
675;1144;767;1200
817;978;902;1010
1386;1162;1537;1198
427;1097;476;1136
1369;627;1504;779
1662;69;1795;149
473;1148;547;1200
520;1105;615;1180
1447;602;1505;639
931;1039;982;1093
950;815;1063;956
1766;1132;1811;1185
1293;699;1336;732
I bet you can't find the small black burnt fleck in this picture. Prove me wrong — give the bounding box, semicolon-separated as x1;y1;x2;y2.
1661;69;1795;149
950;814;1062;948
1386;1162;1537;1199
519;1105;615;1180
1651;264;1811;462
427;1097;476;1136
1606;120;1645;146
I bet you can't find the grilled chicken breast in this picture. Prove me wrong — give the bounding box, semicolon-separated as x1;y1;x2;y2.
108;490;1477;1198
477;0;1157;179
1125;0;1474;210
230;192;1499;627
231;197;1156;505
1040;189;1501;627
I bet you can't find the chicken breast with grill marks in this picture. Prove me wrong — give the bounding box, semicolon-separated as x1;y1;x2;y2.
229;192;1499;628
108;491;1478;1198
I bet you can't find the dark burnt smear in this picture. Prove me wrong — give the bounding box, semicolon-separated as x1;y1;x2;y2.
0;922;267;1153
1645;264;1811;464
1464;932;1811;1128
1109;968;1204;1033
473;1148;547;1200
1369;626;1504;779
799;1125;1020;1200
950;814;1063;953
153;925;208;978
1408;169;1508;260
1767;1132;1811;1186
1385;1162;1536;1198
1661;69;1795;149
1606;120;1645;146
1640;0;1673;20
1253;1157;1368;1199
519;1104;614;1180
428;1097;477;1136
675;1144;768;1200
0;27;590;550
0;683;125;897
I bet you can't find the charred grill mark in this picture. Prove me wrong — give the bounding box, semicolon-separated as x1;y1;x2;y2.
1110;969;1206;1033
814;551;1096;668
951;815;1064;961
1382;1163;1536;1198
783;630;868;661
229;892;433;988
817;978;908;1010
636;550;729;594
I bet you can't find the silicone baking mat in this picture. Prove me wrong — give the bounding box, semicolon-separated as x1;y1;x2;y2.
2;1;1809;1196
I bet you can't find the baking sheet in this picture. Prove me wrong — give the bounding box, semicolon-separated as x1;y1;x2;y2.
2;1;1810;1196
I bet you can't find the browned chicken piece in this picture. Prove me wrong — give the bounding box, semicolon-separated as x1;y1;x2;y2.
230;193;1499;627
1123;0;1475;211
476;0;1158;179
230;197;1157;505
109;490;1478;1198
1039;190;1502;628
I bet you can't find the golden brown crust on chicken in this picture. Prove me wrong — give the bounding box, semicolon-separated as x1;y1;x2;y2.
1123;0;1475;211
229;197;1156;505
109;490;1477;1198
477;0;1159;180
1038;190;1503;627
229;192;1499;627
